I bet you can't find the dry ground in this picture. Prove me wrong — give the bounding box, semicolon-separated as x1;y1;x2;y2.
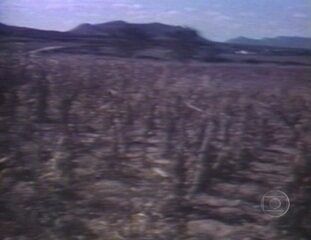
0;53;311;240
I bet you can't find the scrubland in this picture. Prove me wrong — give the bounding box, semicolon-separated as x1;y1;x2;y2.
0;52;310;240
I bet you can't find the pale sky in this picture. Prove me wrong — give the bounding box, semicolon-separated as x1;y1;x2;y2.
0;0;310;41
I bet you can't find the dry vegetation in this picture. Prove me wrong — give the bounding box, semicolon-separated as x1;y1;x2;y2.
0;52;311;240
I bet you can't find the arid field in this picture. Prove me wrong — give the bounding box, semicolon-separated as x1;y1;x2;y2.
0;51;311;240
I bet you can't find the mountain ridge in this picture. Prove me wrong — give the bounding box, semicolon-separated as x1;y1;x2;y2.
2;21;310;50
0;21;220;61
0;21;210;43
68;21;205;41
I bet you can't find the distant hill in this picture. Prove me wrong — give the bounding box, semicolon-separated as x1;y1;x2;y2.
0;22;66;39
70;21;184;36
227;36;311;49
0;21;210;44
69;21;208;42
0;21;218;60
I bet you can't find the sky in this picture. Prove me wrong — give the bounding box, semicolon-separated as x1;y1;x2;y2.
0;0;310;41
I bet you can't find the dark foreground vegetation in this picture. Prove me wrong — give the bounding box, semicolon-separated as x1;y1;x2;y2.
0;48;311;240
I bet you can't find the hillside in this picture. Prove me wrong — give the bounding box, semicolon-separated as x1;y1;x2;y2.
0;21;208;43
69;21;185;37
0;21;218;60
1;22;311;64
0;23;66;39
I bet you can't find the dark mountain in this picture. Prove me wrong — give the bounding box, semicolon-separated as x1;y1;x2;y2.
0;21;209;44
227;36;311;49
70;21;184;36
0;21;218;60
69;21;208;42
1;22;310;64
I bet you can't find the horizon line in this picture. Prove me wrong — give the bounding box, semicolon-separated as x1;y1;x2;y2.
1;20;310;42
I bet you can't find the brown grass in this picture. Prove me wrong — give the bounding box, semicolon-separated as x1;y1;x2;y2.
0;53;310;239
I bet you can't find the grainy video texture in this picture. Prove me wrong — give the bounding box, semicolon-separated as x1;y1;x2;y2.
0;1;311;240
